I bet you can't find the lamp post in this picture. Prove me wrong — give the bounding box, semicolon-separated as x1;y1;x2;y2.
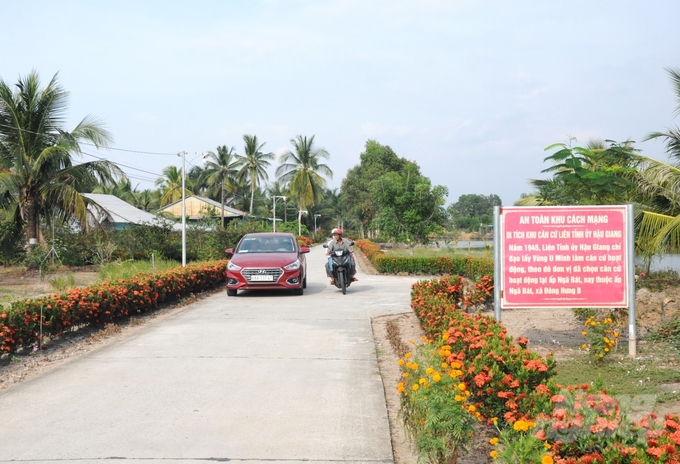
314;214;321;232
298;210;308;236
178;151;209;267
272;195;286;232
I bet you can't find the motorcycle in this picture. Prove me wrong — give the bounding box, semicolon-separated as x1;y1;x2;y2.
323;242;354;294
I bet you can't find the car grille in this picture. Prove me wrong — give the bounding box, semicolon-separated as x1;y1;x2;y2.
242;268;283;282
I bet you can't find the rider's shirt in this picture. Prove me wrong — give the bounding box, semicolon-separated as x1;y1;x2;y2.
326;239;352;255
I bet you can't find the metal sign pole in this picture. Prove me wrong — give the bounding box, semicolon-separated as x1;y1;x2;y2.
627;204;637;358
494;206;502;322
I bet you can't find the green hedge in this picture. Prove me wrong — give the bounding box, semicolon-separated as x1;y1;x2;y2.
355;239;493;279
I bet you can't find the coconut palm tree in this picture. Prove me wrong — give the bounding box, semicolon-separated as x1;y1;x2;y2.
156;165;190;207
645;68;680;161
203;145;239;226
133;189;160;212
92;177;137;204
0;71;121;250
235;134;274;214
275;135;333;211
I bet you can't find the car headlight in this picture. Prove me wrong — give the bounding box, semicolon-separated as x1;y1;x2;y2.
283;259;301;271
227;261;242;271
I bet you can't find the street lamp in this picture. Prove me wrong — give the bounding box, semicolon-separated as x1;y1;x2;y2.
298;210;308;236
314;214;321;231
178;151;209;267
272;195;286;232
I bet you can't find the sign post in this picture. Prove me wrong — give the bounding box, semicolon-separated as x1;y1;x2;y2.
495;205;636;357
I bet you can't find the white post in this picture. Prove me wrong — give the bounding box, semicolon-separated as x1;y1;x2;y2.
272;197;276;232
627;204;637;358
493;206;501;322
180;151;187;267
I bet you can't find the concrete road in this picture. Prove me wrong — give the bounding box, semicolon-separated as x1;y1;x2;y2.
0;245;421;464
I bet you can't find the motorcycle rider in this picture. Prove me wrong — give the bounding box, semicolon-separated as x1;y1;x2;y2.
325;228;358;285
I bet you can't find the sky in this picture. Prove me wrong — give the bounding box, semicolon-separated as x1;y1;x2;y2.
2;0;680;206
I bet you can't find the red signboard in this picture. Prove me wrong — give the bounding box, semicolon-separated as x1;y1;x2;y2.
500;206;628;308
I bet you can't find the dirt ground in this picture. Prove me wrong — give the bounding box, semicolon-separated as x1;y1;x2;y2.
1;258;679;463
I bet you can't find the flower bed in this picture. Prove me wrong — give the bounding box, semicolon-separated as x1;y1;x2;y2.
355;239;493;279
0;260;227;353
404;275;680;463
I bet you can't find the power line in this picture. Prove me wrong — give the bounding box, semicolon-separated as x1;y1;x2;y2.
81;150;163;177
0;122;177;156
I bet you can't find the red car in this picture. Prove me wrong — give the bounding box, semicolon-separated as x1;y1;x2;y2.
225;232;310;296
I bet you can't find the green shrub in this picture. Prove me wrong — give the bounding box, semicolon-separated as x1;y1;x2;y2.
355;239;493;280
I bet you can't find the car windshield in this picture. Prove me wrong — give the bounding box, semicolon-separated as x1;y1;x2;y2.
236;237;296;253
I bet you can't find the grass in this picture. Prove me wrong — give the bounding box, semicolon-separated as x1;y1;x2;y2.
98;259;180;282
553;342;680;403
47;273;76;292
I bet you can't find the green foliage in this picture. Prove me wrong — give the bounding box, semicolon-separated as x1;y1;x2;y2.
648;316;680;348
356;239;494;279
275;135;332;211
523;139;640;206
276;220;309;236
448;194;501;231
341;140;411;236
47;273;76;292
370;163;449;245
399;344;478;463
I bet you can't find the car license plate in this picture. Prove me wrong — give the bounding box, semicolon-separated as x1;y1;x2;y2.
250;275;273;281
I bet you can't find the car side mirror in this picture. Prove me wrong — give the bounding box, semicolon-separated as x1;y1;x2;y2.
225;248;234;255
299;246;310;254
350;241;355;246
322;244;328;248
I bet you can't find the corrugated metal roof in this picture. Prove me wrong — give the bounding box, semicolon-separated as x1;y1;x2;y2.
83;194;181;229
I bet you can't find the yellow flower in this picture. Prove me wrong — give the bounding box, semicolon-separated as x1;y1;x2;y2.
433;373;441;383
410;363;419;370
397;383;405;393
603;337;610;344
542;455;554;464
581;344;588;350
599;353;604;358
604;347;609;352
442;332;449;340
468;405;476;412
512;419;536;432
544;443;551;449
581;331;588;336
426;367;434;375
489;437;499;445
490;450;499;459
491;417;498;424
458;383;466;391
398;359;405;366
441;362;449;368
455;394;465;402
405;352;411;358
419;378;427;385
403;372;409;378
412;384;419;391
409;339;415;344
450;361;462;369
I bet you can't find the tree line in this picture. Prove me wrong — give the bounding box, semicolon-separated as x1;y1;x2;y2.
1;71;476;265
